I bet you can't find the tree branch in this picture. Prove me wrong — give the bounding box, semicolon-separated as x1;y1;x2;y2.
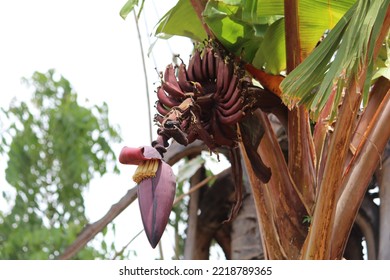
57;186;138;260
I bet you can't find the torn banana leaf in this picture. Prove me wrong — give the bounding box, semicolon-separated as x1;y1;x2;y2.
280;0;389;119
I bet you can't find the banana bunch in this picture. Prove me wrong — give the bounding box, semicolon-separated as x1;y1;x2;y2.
153;45;261;152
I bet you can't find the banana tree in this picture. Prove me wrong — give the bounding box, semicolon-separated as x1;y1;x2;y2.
119;0;390;259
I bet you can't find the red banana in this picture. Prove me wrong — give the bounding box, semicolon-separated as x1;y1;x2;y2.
157;86;181;108
219;73;239;103
164;64;179;87
201;48;209;81
156;101;170;116
217;97;243;117
187;50;204;82
215;59;227;99
192;50;204;81
211;114;235;147
177;63;194;92
162;81;185;99
221;61;234;96
207;49;216;81
216;108;244;125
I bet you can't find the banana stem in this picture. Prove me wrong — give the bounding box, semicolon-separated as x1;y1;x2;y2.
133;10;153;143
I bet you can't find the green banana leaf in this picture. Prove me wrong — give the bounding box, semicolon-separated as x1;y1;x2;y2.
298;0;355;58
201;1;265;62
203;0;356;74
373;36;390;81
154;0;355;74
252;18;286;74
155;0;207;42
120;0;139;19
281;0;389;118
120;0;146;20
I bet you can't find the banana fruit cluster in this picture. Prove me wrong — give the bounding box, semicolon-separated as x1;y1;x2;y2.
152;45;261;154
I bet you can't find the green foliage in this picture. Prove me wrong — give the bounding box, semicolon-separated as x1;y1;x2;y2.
281;0;389;118
0;111;7;155
155;0;355;74
0;69;121;259
373;36;390;81
155;0;207;41
302;215;312;225
202;0;266;65
252;18;286;74
120;0;139;19
120;0;145;20
204;0;355;73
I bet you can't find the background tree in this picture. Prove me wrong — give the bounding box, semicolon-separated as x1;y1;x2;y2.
0;69;121;259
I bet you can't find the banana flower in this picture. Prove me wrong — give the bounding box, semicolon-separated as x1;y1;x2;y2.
119;146;176;248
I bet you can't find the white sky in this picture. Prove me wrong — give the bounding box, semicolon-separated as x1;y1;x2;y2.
0;0;197;259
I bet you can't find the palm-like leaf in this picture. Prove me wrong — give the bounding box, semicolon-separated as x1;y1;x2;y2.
281;0;390;118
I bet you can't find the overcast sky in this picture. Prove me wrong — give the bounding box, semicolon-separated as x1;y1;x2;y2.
0;0;197;259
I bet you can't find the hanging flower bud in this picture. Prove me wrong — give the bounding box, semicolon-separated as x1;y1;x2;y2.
119;146;176;248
